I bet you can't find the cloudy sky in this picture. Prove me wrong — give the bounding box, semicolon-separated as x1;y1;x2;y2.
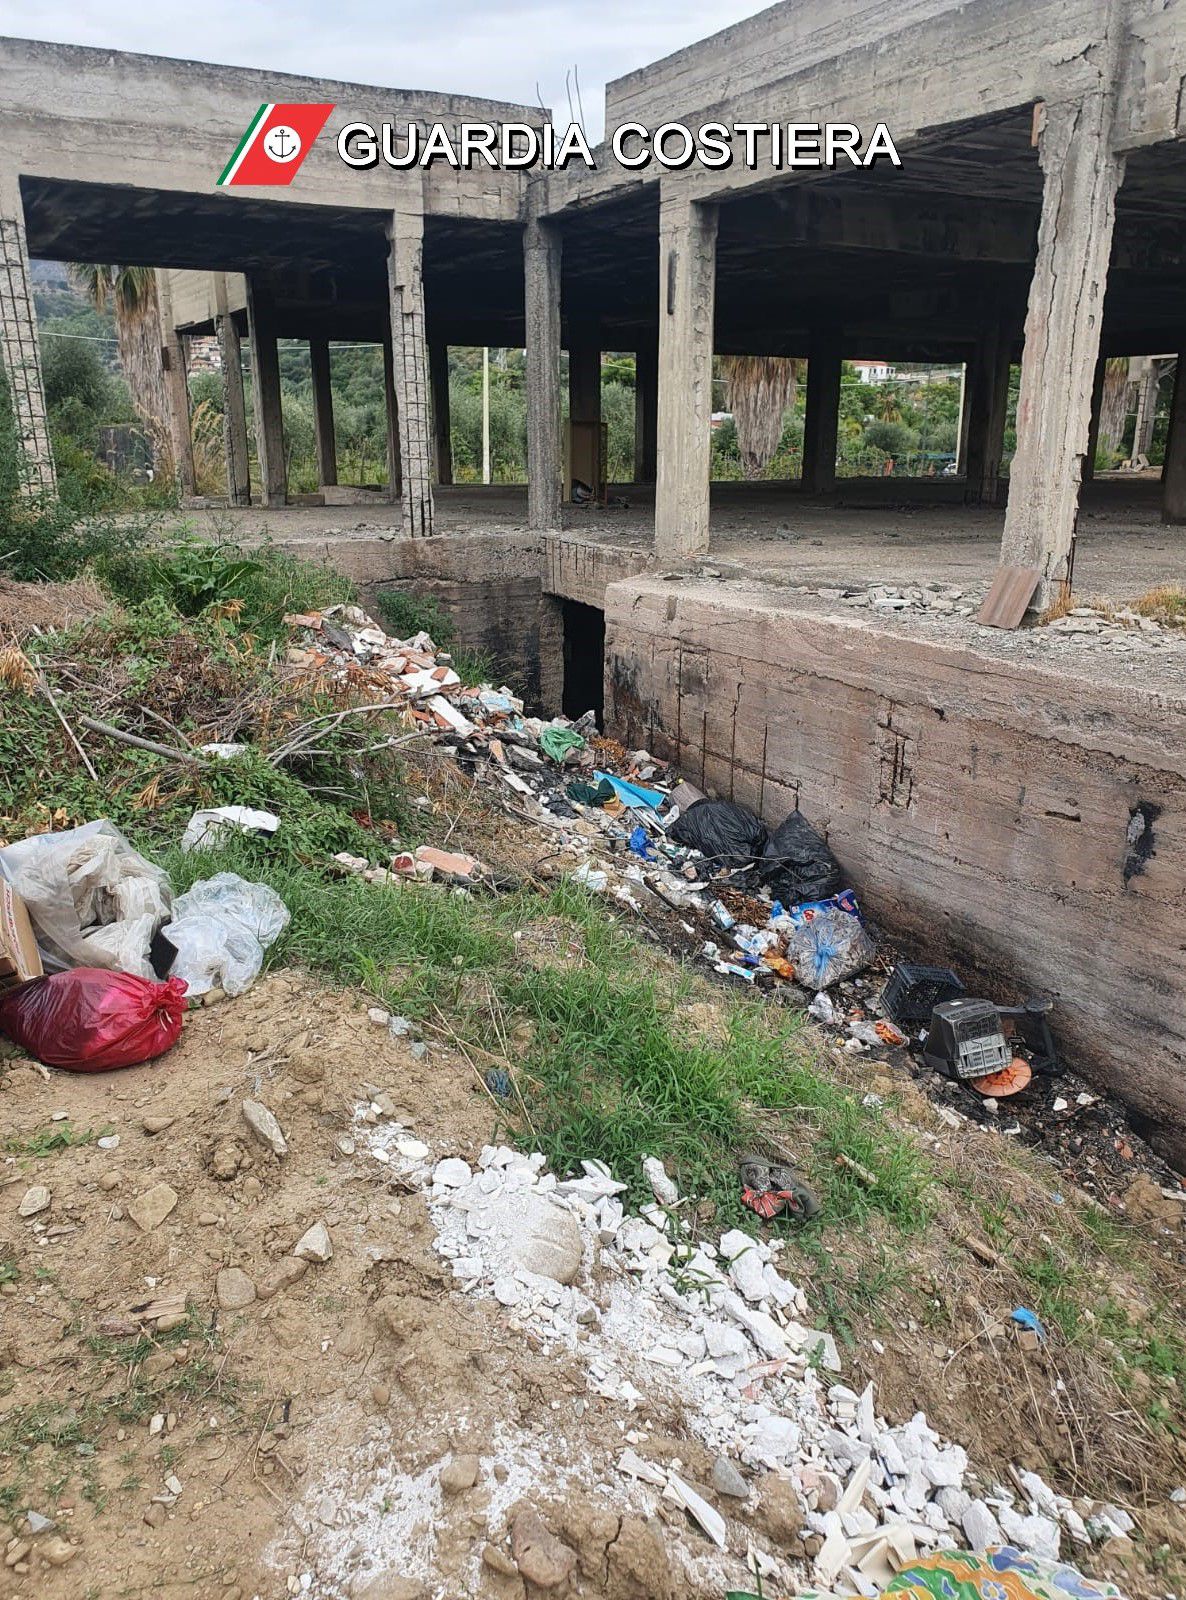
1;0;764;141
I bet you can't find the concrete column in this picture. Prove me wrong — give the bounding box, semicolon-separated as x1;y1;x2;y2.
634;336;658;483
429;339;452;486
802;330;842;494
385;185;434;537
963;323;1012;505
1082;354;1107;483
382;330;401;499
156;272;195;498
655;182;718;561
1131;359;1159;460
1162;355;1186;525
999;93;1124;609
309;337;337;488
214;274;250;505
524;194;563;530
245;277;286;508
568;322;601;424
0;172;55;495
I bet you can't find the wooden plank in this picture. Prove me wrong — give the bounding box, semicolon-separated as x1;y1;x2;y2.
977;564;1041;629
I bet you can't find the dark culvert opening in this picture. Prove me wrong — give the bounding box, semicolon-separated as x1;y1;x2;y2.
561;599;605;726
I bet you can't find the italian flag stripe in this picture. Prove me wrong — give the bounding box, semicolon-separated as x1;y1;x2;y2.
217;104;273;187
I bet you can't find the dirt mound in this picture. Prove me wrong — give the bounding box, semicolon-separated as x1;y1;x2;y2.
0;975;788;1599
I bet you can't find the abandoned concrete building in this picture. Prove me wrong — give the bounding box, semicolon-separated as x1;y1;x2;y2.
1;1;1185;1162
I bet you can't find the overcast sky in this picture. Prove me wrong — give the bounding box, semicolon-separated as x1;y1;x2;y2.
1;0;764;141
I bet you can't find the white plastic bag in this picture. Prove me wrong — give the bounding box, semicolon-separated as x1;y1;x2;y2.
180;806;279;853
0;821;171;978
163;872;289;997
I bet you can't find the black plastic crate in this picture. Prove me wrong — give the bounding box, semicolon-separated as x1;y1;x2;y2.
880;961;965;1024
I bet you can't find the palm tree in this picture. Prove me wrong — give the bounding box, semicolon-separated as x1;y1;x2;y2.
1096;356;1130;466
722;355;800;479
876;388;902;424
68;264;174;477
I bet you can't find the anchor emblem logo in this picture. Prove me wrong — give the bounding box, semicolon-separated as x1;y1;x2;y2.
263;125;302;163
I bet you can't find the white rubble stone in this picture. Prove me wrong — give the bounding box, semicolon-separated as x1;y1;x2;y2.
719;1229;769;1302
963;1500;1004;1552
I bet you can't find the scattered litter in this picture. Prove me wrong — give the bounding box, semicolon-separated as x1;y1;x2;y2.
180;805;280;853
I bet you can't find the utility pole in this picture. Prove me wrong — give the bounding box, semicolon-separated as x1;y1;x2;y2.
482;345;491;484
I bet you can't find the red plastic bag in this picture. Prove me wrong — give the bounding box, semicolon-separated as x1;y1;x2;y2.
0;968;187;1072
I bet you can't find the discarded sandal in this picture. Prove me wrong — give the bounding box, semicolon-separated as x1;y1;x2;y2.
739;1155;821;1221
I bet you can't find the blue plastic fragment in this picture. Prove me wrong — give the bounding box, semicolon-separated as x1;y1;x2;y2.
1011;1306;1045;1339
628;825;657;860
593;771;666;810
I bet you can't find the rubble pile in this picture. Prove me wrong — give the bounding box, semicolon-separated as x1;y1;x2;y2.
282;1111;1139;1598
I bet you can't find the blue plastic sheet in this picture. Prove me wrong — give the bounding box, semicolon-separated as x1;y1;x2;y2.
593;771;666;810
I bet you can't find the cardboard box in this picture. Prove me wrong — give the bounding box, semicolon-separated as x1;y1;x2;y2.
0;881;42;992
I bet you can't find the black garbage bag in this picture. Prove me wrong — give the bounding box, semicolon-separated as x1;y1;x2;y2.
759;810;844;904
669;799;768;869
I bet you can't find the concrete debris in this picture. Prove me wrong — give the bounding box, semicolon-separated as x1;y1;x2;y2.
293;1221;334;1263
241;1098;288;1157
17;1185;50;1217
127;1182;178;1232
338;1112;1102;1590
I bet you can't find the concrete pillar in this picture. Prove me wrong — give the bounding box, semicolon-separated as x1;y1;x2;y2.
963;324;1012;505
1082;354;1107;483
802;330;842;494
634;336;658;484
214;274;250;505
568;322;601;424
156;272;195;498
309;337;337;488
999;93;1124;609
0;172;55;495
429;339;452;486
382;330;401;499
524;194;563;530
655;182;718;562
1162;355;1186;525
1131;359;1159;460
385;185;434;537
245;277;286;508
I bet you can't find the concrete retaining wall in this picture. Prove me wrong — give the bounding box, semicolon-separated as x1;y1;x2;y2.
605;578;1186;1167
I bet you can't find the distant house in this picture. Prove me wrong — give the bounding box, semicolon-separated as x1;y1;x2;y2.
851;360;894;383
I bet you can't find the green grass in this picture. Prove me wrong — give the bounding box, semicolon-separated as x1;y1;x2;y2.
5;1122;111;1159
165;833;935;1234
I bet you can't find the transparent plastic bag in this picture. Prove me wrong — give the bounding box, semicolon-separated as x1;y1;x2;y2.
163;873;289;997
0;821;171;978
785;905;876;989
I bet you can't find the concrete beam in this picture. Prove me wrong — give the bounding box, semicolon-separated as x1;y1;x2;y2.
429;340;452;486
524;195;563;531
0;170;55;495
655;184;718;562
386;187;434;537
634;336;658;484
214;273;250;506
245;276;286;508
999;91;1124;611
309;336;337;488
963;323;1012;505
1163;355;1186;526
802;329;842;494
